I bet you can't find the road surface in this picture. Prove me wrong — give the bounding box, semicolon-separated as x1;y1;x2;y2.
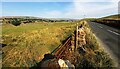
88;22;120;67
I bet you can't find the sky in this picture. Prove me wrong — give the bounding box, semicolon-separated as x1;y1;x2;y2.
1;0;119;19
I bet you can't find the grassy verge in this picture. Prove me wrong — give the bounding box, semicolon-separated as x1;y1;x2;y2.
76;21;115;68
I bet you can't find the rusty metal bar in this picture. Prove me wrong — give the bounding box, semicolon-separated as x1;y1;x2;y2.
54;37;71;59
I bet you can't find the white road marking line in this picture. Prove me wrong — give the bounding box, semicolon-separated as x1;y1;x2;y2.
107;30;120;35
98;26;103;28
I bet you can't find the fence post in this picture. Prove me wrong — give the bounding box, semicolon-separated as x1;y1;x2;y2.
76;25;78;51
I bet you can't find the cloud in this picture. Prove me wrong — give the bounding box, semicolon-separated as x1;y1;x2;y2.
37;11;63;18
37;1;118;19
1;0;118;19
63;1;118;19
1;0;73;2
1;0;119;2
0;3;2;16
73;0;119;2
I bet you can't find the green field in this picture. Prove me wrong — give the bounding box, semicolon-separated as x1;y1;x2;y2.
2;21;115;68
2;22;76;67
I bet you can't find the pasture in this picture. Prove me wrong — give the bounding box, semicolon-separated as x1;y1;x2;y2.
2;22;76;67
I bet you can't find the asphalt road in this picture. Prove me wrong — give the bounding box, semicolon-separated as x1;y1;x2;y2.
88;22;120;66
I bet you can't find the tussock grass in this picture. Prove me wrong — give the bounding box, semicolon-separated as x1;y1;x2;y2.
2;22;76;67
2;21;115;68
76;21;115;68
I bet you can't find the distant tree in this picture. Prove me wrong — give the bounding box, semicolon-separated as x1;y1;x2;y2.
11;19;21;26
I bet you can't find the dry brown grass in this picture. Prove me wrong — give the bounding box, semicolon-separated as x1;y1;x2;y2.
2;22;76;67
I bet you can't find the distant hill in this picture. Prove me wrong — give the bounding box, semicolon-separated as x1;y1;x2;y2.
2;16;40;19
92;14;120;29
1;16;79;26
2;16;78;21
1;16;77;26
101;14;120;20
82;14;120;21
